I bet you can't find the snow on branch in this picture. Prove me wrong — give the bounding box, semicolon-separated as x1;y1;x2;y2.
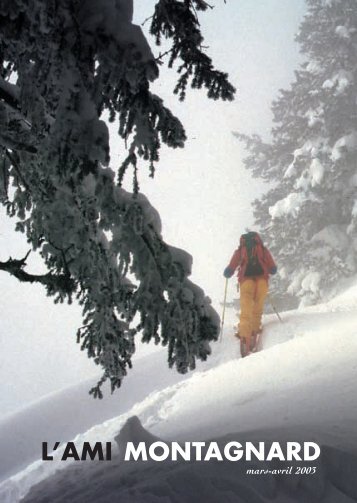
235;0;357;307
0;0;229;396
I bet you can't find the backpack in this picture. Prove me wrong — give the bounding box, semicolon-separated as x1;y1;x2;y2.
240;232;265;277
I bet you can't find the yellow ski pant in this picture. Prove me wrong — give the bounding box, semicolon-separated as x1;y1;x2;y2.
239;277;268;343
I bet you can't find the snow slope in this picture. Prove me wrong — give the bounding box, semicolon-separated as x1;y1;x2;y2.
1;281;357;502
0;324;233;483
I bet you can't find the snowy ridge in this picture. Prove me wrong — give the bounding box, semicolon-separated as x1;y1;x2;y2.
0;325;233;484
0;348;190;484
21;420;357;503
1;283;357;501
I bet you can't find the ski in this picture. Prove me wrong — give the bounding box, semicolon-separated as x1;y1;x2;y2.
251;329;263;353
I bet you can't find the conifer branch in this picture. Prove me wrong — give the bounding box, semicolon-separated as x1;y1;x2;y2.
0;252;75;294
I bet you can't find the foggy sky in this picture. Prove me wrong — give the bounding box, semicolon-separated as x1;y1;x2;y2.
0;0;306;416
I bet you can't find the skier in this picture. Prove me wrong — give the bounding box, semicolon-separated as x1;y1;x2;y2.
223;231;277;357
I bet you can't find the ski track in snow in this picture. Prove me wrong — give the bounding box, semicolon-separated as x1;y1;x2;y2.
1;281;357;502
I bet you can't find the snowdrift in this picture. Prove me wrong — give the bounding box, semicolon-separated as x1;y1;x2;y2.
0;348;188;483
22;417;357;503
1;281;357;502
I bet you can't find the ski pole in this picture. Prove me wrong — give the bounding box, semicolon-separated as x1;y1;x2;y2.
267;294;283;323
219;278;229;341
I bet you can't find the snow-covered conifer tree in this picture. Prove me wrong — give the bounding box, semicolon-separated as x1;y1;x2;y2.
235;0;357;306
0;0;235;396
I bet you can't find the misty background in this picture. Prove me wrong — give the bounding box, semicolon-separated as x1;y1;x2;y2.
0;0;306;416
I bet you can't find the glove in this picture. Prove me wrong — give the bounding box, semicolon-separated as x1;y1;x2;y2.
269;266;277;275
223;266;234;278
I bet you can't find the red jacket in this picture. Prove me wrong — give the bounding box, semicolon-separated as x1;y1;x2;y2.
228;246;277;283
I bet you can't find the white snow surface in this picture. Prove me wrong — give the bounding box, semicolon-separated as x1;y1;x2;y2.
331;132;357;161
322;70;352;94
309;158;324;186
1;280;357;502
269;192;306;218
